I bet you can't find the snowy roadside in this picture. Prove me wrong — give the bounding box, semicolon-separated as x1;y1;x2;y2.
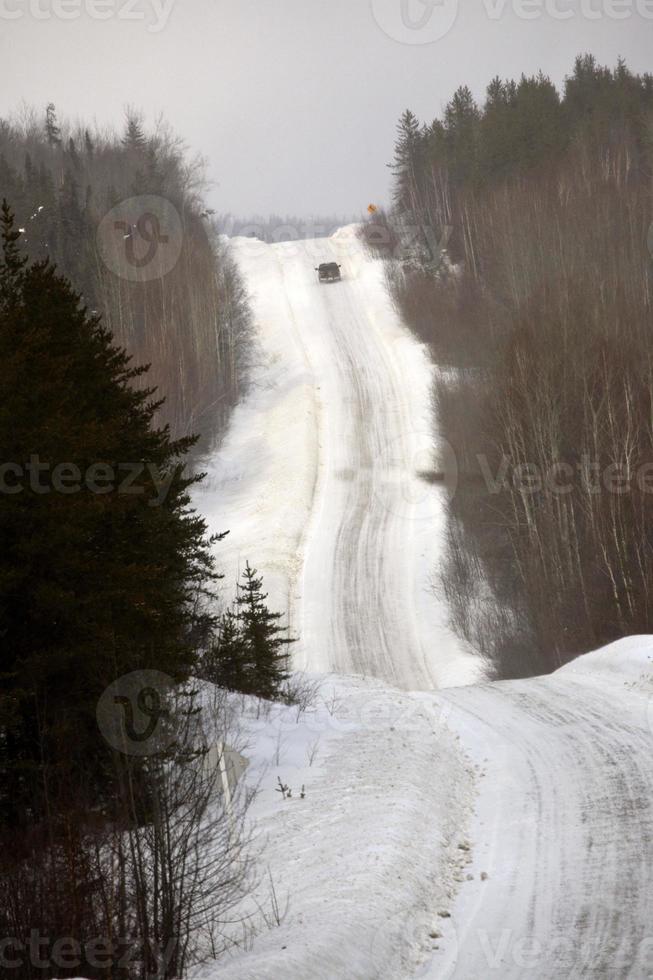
197;227;480;688
554;633;653;692
58;640;653;980
197;675;476;980
195;234;321;625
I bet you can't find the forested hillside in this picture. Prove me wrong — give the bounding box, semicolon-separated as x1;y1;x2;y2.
372;55;653;676
0;109;301;979
0;106;250;450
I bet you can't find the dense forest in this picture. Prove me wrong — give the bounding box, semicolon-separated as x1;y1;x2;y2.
0;204;295;977
0;109;298;977
0;105;251;451
370;55;653;676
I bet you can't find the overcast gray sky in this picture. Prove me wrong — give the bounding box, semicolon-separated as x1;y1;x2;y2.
0;0;651;217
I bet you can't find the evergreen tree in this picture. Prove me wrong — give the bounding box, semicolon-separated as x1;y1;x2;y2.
66;136;81;171
390;109;426;217
235;562;294;699
201;563;294;699
479;76;517;179
0;203;220;824
443;86;481;184
58;168;88;294
203;608;250;693
45;102;61;146
0;154;20;211
122;111;147;150
511;72;565;170
0;198;26;305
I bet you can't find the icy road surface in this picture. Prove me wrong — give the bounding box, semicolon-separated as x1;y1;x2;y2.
200;227;480;689
422;639;653;979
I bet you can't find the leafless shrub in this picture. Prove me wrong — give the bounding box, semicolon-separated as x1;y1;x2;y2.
280;672;322;718
322;687;342;717
306;738;321;767
395;125;653;676
253;869;289;929
0;683;256;979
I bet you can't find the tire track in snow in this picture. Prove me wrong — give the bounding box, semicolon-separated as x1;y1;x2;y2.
222;228;478;689
428;675;653;979
281;232;477;688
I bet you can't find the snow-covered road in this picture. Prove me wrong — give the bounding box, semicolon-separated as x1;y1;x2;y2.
197;230;653;980
423;642;653;978
200;227;479;689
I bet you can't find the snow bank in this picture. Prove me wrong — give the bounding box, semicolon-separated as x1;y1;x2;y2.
200;676;476;980
555;634;653;692
194;235;321;623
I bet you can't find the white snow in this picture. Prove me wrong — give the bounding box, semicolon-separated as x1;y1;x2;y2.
415;636;653;979
555;633;653;690
190;229;485;977
197;676;476;980
197;226;481;690
193;231;653;979
198;634;653;980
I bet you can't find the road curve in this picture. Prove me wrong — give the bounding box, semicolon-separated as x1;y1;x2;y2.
428;664;653;980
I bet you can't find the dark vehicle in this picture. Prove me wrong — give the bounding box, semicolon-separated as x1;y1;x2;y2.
315;262;342;282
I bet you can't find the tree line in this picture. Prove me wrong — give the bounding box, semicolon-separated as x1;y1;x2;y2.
371;54;653;676
0;104;251;452
0;192;290;974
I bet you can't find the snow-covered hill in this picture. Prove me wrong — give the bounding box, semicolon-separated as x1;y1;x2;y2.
196;226;480;689
199;639;653;980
